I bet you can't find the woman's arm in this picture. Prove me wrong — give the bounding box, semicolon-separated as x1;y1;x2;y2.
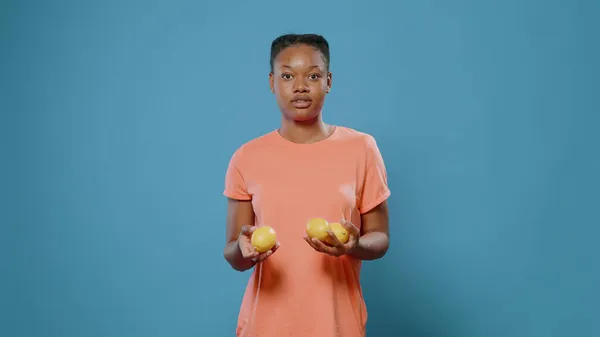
348;201;390;260
223;198;256;271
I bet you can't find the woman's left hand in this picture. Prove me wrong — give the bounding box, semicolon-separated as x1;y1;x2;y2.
304;219;361;257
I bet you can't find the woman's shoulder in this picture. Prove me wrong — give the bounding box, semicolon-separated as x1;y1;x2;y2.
333;125;378;146
229;129;279;159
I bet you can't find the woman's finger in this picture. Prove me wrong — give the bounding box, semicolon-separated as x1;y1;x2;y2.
312;238;341;256
240;225;255;237
241;247;259;259
303;236;319;250
326;230;343;248
341;220;360;236
305;236;327;252
256;250;273;262
272;241;281;252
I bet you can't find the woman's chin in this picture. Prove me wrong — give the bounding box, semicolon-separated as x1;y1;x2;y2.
287;110;320;123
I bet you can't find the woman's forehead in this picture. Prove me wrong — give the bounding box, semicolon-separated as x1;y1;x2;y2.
274;45;327;70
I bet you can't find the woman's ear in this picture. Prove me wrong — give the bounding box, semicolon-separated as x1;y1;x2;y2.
269;72;275;94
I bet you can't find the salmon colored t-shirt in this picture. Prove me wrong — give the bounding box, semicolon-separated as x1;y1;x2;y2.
223;126;391;337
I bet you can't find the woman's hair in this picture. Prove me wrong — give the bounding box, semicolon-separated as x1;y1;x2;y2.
270;34;330;72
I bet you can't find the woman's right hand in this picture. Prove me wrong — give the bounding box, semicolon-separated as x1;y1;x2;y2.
238;225;280;263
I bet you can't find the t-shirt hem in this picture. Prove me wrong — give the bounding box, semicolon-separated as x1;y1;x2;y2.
223;191;252;201
359;189;391;214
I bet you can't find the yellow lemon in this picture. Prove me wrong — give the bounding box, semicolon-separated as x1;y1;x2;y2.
306;218;330;241
326;222;349;245
251;226;277;253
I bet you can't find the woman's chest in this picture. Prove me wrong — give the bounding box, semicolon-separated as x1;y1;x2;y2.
245;153;363;227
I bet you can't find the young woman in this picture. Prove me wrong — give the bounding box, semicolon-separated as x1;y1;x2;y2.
223;33;391;337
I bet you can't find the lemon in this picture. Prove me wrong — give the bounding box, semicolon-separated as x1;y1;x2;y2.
251;226;277;253
306;218;330;241
326;222;349;245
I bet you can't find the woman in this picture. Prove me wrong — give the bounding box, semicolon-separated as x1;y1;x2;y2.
223;33;391;337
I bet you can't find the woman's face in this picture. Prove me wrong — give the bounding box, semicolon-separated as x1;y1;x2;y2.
269;44;332;122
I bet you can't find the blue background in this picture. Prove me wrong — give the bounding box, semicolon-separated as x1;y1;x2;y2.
2;0;599;336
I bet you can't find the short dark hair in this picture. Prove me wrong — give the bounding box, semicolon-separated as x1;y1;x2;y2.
269;33;330;72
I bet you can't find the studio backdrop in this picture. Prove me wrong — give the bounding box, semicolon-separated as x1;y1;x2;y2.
2;1;598;336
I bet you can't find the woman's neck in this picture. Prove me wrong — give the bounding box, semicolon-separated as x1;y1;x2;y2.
278;116;334;144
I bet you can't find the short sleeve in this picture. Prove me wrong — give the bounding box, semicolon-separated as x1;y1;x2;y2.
223;149;252;201
358;135;391;214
